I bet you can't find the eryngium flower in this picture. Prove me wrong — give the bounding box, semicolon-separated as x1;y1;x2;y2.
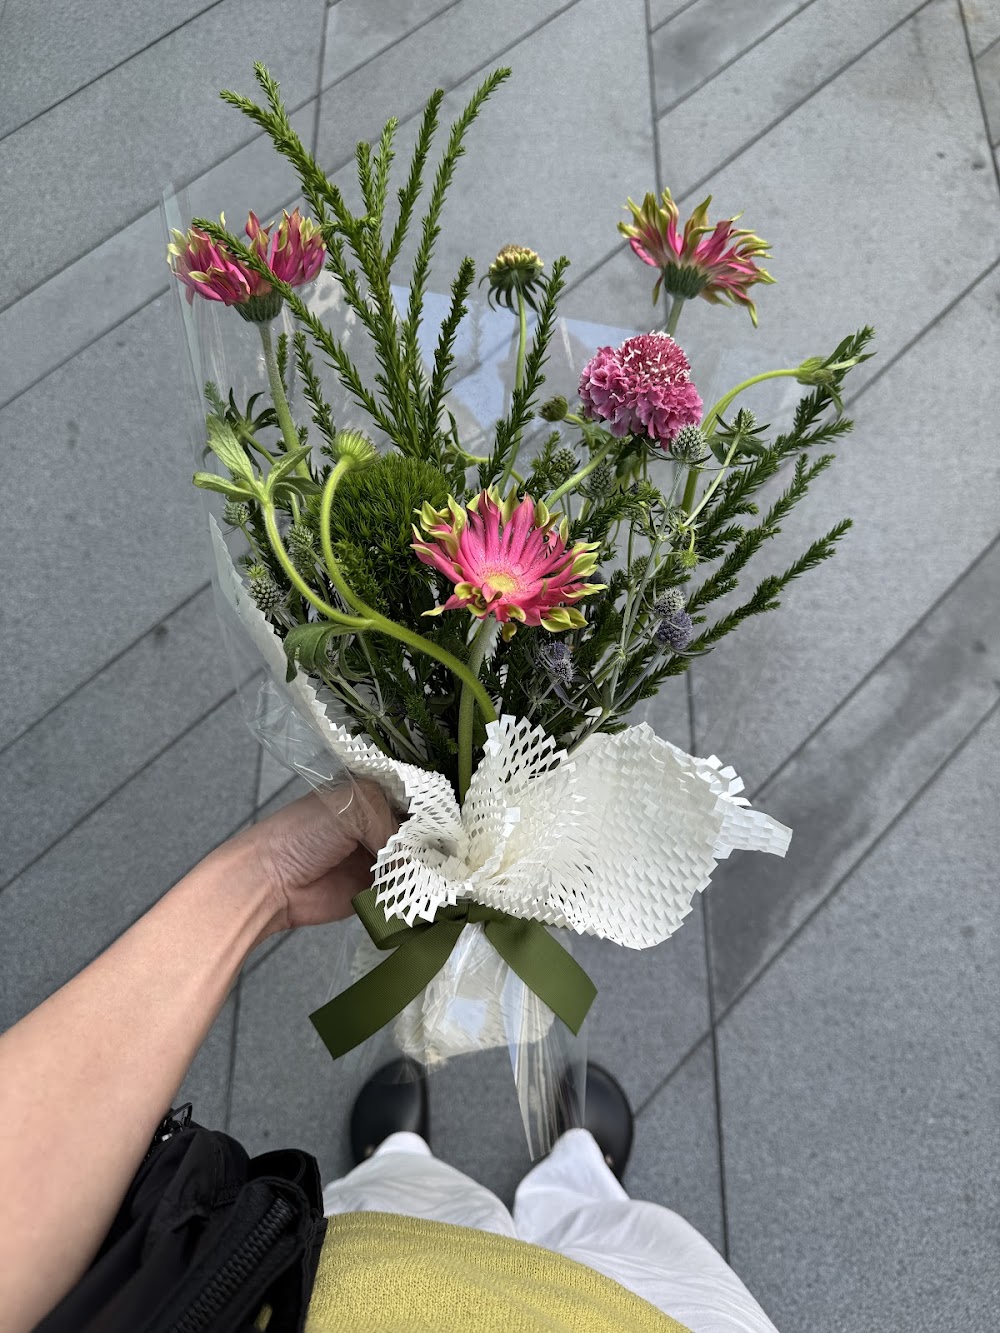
484;244;544;311
653;588;685;618
412;488;603;632
538;639;574;685
619;189;774;325
655;609;694;651
578;333;702;446
168;208;324;321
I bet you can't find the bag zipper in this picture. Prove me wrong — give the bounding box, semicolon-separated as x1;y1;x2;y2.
143;1103;193;1163
168;1194;296;1333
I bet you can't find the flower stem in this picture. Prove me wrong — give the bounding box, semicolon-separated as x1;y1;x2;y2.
681;465;700;514
665;295;685;337
500;291;530;492
702;368;799;437
548;433;617;506
686;435;742;524
319;463;498;727
457;618;495;802
262;503;371;629
259;321;310;476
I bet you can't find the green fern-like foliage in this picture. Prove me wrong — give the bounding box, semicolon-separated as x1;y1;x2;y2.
190;63;872;777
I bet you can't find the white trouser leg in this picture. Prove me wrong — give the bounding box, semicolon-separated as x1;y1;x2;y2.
513;1129;779;1333
322;1131;517;1237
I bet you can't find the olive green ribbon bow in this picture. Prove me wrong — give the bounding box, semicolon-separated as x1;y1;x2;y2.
309;886;597;1061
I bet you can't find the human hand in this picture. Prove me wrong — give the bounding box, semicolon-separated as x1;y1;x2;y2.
218;780;397;938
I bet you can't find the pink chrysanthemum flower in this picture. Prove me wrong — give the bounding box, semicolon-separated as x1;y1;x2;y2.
578;333;702;446
168;209;325;320
619;189;775;325
246;208;326;287
412;489;603;635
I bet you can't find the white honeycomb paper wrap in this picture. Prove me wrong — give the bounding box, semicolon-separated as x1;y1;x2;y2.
211;518;791;1072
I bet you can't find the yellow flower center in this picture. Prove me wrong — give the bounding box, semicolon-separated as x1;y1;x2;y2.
483;571;518;594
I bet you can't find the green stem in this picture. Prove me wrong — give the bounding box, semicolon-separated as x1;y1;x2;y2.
548;434;617;506
681;465;700;514
686;435;742;524
457;618;495;802
499;291;530;492
665;295;685;337
702;368;799;437
262;504;372;629
259;321;310;476
319;464;499;726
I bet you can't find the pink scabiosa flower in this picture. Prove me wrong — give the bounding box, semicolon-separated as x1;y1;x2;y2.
619;189;775;325
578;332;702;447
412;489;603;636
167;208;325;322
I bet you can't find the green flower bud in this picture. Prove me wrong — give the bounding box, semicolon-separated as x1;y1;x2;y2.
286;521;317;572
548;447;578;487
670;424;709;463
334;429;379;469
223;499;251;528
246;563;285;613
540;395;569;422
582;460;615;498
483;244;544;311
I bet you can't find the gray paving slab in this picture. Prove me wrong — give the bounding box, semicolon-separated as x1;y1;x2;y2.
629;1041;724;1253
0;105;313;409
706;536;1000;1013
0;587;235;887
657;0;935;200
0;694;259;1031
0;293;211;746
717;706;1000;1332
177;994;237;1130
0;0;325;307
690;263;1000;792
0;0;216;138
322;0;462;87
976;32;1000;142
962;0;1000;54
229;917;366;1179
651;0;809;114
649;0;701;27
315;0;581;176
572;905;710;1111
658;0;1000;406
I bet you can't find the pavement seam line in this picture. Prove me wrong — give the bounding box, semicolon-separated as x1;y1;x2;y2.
672;0;937;201
655;0;819;119
957;0;1000;199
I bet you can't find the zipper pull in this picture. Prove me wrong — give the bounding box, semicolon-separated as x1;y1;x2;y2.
145;1102;193;1160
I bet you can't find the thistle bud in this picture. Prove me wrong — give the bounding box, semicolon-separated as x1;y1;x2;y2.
286;521;317;572
733;407;757;433
547;447;578;487
670;424;709;463
653;588;685;618
538;639;574;685
540;395;569;422
246;563;285;613
655;609;694;651
223;499;251;528
582;460;615;498
484;244;544;311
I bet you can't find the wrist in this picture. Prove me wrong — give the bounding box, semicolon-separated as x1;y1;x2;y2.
180;837;286;955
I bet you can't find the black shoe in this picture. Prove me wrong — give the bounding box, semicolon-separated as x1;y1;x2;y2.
350;1057;429;1166
561;1062;634;1182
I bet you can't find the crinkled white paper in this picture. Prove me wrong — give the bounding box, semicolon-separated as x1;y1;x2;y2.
212;517;791;952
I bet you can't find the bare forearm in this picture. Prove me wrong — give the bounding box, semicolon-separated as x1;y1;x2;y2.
0;842;279;1332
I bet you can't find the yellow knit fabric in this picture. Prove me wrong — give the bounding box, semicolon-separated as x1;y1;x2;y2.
303;1211;689;1332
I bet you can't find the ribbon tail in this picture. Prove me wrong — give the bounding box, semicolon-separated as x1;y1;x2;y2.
310;918;464;1060
484;919;597;1035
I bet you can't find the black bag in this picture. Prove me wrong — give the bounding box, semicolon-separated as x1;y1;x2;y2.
35;1105;328;1333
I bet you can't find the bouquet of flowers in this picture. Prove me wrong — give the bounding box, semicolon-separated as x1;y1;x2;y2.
167;65;872;1153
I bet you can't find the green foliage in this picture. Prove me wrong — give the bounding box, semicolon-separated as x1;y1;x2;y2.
192;62;872;772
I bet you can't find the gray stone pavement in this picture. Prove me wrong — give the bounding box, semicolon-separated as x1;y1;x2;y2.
1;2;998;1327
